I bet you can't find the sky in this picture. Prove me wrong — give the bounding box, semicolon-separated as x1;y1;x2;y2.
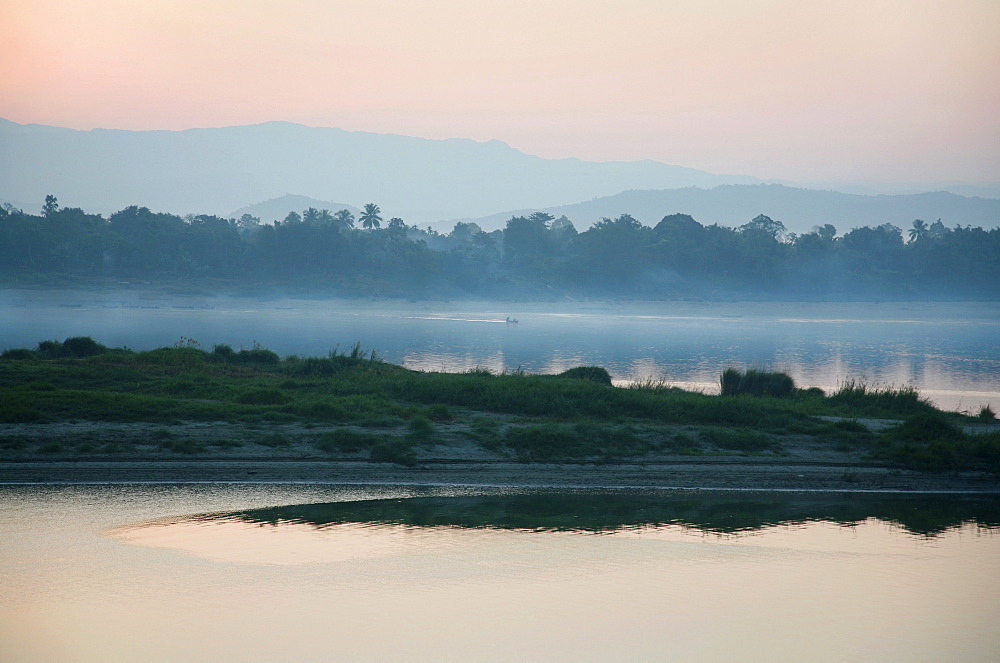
2;0;998;184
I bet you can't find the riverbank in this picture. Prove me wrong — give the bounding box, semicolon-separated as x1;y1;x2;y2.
2;457;998;492
3;338;999;488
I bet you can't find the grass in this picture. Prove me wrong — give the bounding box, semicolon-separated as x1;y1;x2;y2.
874;412;1000;473
700;427;780;453
0;337;995;472
826;379;935;418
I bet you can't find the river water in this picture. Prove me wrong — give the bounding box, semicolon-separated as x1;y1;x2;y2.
2;290;997;411
1;484;998;661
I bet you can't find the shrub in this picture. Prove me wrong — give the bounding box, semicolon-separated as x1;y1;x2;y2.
701;427;779;452
211;344;235;361
61;336;107;358
1;348;36;361
424;404;453;423
370;439;418;466
977;405;996;423
505;425;589;461
664;432;702;453
720;368;794;398
828;379;931;417
315;429;381;453
558;366;613;386
160;439;205;454
236;348;281;365
888;412;963;444
407;415;435;444
36;340;63;359
291;357;342;376
237;389;288;405
873;413;1000;472
257;432;292;447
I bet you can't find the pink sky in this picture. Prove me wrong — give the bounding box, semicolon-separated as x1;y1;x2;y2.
2;0;998;183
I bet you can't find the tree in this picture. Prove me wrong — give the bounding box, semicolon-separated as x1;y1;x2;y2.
43;194;58;217
333;209;355;231
317;209;335;227
573;214;649;284
302;207;321;226
908;219;928;243
360;203;382;230
527;211;555;225
928;219;948;240
816;224;837;242
739;214;787;242
502;214;552;270
449;221;481;243
549;216;577;239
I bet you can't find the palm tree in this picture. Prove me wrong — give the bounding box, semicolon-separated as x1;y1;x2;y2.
332;209;355;231
302;207;321;226
908;219;928;243
360;203;382;230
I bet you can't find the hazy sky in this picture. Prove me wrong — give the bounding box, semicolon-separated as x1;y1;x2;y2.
2;0;998;183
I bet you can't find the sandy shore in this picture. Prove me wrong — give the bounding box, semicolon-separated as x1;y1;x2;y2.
3;419;998;492
2;457;997;492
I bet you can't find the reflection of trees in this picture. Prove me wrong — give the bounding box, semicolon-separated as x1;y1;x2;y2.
204;492;1000;538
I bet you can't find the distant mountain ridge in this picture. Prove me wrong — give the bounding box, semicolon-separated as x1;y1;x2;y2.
229;194;361;223
3;118;996;233
0;118;757;223
448;184;1000;235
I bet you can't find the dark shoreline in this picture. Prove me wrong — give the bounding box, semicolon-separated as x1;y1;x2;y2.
3;458;997;493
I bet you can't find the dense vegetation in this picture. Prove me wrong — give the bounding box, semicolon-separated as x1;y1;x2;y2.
2;197;998;299
2;338;997;472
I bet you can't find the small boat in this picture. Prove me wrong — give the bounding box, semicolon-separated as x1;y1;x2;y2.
505;316;518;324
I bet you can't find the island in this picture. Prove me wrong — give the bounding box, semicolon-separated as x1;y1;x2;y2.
2;336;997;491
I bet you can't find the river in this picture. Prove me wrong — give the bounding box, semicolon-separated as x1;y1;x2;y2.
1;484;998;661
2;290;997;411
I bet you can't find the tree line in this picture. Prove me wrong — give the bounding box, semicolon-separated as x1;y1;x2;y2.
1;195;997;299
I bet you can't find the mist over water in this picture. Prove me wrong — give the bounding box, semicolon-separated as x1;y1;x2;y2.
3;290;997;411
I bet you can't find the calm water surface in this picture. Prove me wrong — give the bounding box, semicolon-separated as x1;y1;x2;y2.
2;290;998;410
1;484;999;661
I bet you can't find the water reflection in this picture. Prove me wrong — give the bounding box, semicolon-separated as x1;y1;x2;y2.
12;484;995;659
135;491;1000;538
3;295;998;409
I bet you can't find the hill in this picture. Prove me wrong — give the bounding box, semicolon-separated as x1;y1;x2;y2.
229;194;361;223
0;118;756;223
448;184;1000;235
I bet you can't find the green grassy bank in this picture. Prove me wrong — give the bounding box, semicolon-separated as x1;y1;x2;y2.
1;337;998;473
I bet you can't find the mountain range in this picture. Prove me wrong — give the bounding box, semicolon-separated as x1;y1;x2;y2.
0;118;754;222
452;185;1000;235
1;117;997;234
